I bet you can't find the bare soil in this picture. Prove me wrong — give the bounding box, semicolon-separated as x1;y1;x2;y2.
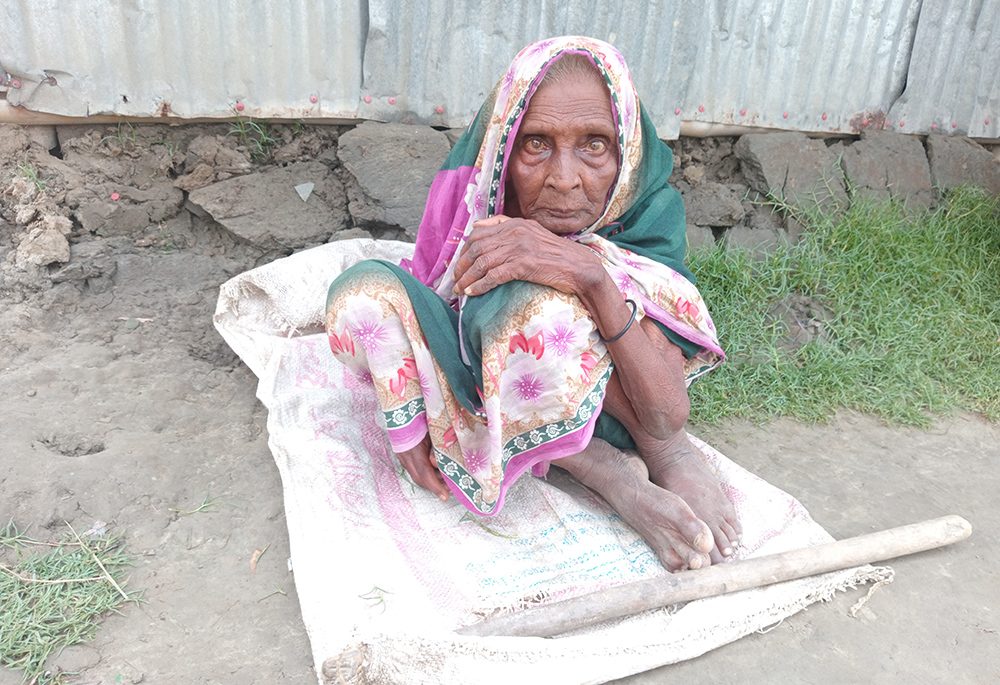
1;123;997;684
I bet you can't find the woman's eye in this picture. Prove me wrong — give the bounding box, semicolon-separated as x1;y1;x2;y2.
587;139;607;153
524;138;545;152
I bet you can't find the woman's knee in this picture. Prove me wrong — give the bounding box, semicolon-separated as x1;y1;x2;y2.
463;280;594;351
326;261;410;332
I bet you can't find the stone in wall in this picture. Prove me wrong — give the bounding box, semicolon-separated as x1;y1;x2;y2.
735;132;848;213
723;225;784;258
13;214;72;267
188;162;349;251
925;137;1000;197
686;224;715;251
682;181;745;228
48;240;117;287
68;182;185;237
837;131;934;210
0;126;33;163
337;122;452;235
174;135;253;191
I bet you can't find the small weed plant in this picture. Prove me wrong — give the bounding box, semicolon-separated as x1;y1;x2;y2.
228;110;278;160
0;521;139;684
688;187;1000;426
100;119;137;149
12;155;47;193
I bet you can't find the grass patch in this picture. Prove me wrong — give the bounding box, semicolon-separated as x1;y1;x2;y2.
0;521;140;684
12;155;47;194
228;111;278;160
687;187;1000;426
100;119;137;150
169;493;222;515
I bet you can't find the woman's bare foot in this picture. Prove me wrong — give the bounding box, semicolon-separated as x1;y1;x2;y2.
396;435;450;501
558;438;714;571
636;431;741;564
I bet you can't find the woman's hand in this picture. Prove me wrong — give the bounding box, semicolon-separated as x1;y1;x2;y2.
396;435;451;502
451;215;604;297
454;215;689;443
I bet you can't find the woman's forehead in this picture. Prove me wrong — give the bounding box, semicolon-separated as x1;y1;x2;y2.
520;76;617;136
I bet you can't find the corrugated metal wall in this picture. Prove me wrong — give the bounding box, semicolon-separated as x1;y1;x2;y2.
1;0;997;139
0;0;365;118
886;0;1000;139
360;0;921;137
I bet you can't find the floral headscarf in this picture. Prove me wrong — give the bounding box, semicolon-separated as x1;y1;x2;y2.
402;36;723;363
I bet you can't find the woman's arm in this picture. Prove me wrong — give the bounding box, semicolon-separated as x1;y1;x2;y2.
568;266;690;439
452;217;689;439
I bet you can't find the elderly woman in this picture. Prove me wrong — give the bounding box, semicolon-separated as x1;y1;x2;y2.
325;36;740;571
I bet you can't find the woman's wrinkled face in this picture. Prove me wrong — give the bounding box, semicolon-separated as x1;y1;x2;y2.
505;71;619;235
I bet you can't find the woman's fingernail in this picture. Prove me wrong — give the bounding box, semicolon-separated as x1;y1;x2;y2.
439;493;449;501
723;547;733;556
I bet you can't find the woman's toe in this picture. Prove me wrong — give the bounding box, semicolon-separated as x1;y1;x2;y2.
656;547;688;572
687;550;711;570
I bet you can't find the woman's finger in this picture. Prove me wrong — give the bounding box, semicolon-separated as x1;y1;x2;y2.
453;228;520;293
460;262;523;296
453;223;508;284
398;449;451;501
454;217;599;296
455;243;536;296
472;214;510;228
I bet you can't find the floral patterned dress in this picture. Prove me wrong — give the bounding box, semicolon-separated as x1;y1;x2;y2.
326;36;723;516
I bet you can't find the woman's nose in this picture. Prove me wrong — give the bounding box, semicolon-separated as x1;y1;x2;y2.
544;148;583;191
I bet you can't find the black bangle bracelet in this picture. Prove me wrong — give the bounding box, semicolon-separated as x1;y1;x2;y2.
600;299;637;343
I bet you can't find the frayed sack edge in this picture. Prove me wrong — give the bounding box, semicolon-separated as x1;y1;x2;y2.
321;564;894;685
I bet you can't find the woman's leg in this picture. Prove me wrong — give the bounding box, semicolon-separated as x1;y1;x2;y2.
601;318;742;563
557;440;714;571
326;261;452;500
458;279;730;567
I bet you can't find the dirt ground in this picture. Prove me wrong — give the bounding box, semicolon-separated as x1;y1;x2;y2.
1;123;998;684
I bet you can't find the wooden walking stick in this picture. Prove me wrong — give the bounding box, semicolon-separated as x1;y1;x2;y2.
456;515;971;638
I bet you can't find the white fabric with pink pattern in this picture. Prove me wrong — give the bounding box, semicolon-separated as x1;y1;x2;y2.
215;239;889;684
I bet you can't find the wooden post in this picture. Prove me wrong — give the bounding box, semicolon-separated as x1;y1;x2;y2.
456;515;971;638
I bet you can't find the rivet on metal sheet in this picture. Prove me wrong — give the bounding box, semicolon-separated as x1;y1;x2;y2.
822;113;827;120
899;121;905;127
952;122;957;128
10;79;21;89
363;95;372;104
310;95;318;103
436;106;444;114
740;109;746;116
674;108;680;115
48;76;57;86
698;105;704;112
111;193;120;201
235;102;245;111
782;112;788;119
862;118;869;126
931;124;938;130
388;97;396;105
986;119;991;126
